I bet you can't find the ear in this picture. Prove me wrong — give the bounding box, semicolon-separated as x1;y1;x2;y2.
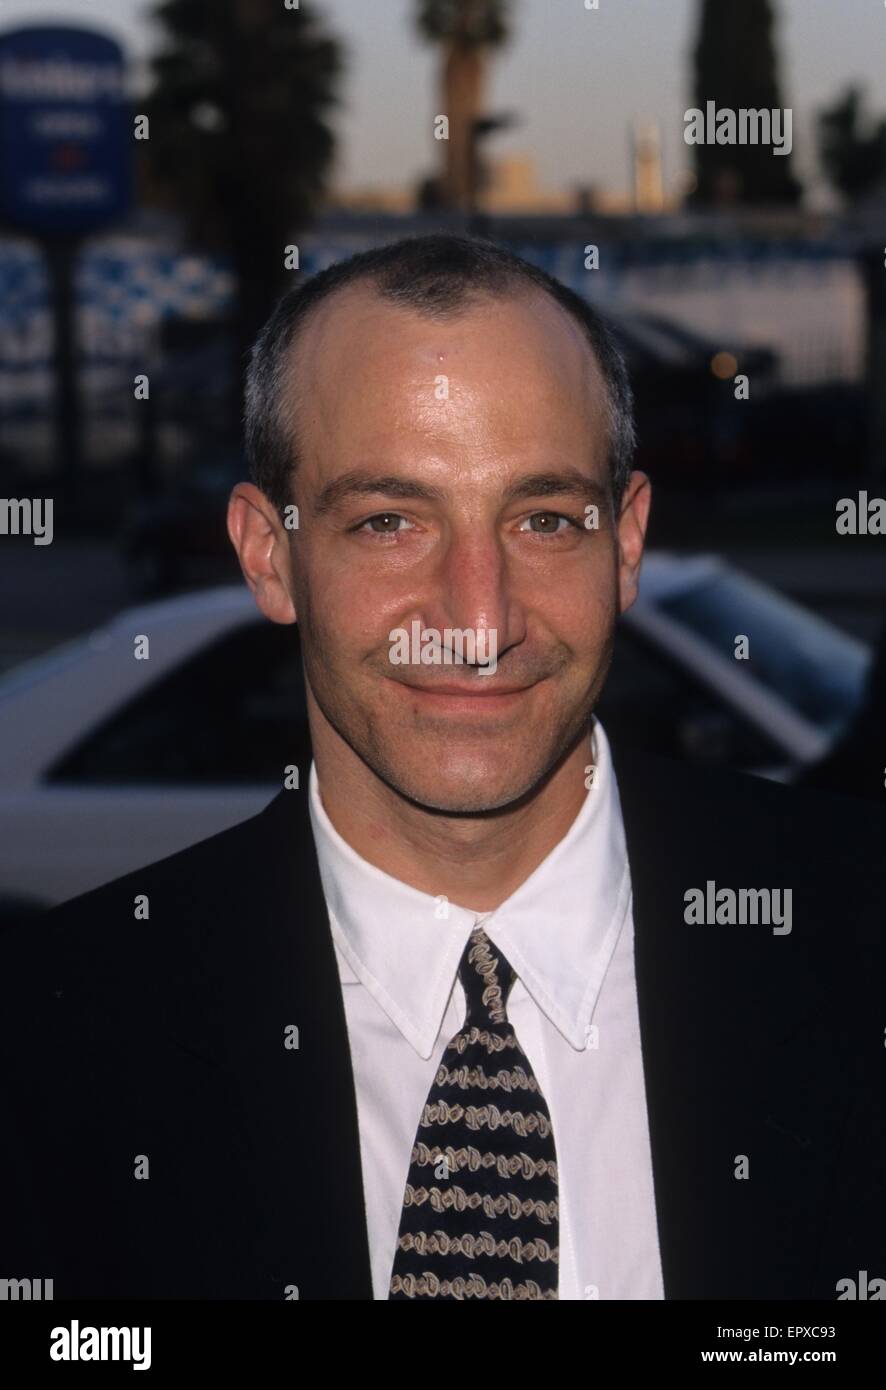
616;471;652;616
227;482;297;624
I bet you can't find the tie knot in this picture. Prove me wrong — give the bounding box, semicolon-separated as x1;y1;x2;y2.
458;926;516;1028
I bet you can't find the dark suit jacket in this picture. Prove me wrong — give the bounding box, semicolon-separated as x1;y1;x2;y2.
2;742;885;1300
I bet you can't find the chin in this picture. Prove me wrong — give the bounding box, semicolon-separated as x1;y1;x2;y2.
381;755;543;817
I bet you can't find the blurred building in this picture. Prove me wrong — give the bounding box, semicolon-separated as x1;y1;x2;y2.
327;145;688;218
632;121;665;214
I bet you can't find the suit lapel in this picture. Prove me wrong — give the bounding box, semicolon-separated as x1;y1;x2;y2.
611;740;844;1299
162;786;374;1299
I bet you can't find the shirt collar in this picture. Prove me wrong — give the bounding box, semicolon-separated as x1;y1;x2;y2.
308;719;631;1057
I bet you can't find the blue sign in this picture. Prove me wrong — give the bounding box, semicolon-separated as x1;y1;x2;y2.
0;26;131;236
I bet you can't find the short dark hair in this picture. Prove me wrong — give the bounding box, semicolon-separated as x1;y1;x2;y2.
244;232;636;516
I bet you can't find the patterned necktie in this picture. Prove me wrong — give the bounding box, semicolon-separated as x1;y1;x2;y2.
389;925;559;1300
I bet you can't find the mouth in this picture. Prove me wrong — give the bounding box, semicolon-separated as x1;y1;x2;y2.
392;676;539;713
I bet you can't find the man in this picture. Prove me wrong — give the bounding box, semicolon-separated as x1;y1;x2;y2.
2;234;885;1301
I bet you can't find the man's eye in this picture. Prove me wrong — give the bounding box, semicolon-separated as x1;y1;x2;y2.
519;512;578;535
358;513;414;534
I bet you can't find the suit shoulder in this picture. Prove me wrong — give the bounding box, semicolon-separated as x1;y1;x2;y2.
611;741;886;942
614;740;886;851
0;796;278;985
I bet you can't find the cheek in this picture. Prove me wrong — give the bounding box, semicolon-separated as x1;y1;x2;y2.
305;557;423;650
297;575;395;681
548;572;617;652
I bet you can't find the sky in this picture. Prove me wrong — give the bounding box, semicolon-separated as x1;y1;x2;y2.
3;0;885;203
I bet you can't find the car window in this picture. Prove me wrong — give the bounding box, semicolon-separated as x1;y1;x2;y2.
597;624;790;771
655;572;871;735
48;622;310;785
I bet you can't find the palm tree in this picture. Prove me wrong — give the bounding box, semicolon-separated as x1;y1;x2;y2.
415;0;513;211
144;0;343;427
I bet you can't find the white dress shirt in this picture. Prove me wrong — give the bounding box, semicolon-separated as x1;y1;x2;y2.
307;718;665;1300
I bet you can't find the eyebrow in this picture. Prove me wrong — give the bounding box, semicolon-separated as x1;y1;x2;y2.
313;468;610;516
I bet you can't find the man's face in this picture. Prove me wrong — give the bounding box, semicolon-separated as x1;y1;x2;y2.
280;284;648;813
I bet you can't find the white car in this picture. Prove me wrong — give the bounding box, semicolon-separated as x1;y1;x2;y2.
0;555;871;914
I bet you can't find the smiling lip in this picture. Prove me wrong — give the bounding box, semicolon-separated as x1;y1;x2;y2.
396;679;535;699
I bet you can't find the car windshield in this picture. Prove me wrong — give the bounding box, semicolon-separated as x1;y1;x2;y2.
656;570;872;735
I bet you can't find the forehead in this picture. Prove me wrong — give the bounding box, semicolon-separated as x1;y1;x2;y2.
286;281;608;469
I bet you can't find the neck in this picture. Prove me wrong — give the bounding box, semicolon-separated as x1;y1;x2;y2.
310;721;593;913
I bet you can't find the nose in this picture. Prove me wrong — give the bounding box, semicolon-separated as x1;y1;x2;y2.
421;527;520;666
